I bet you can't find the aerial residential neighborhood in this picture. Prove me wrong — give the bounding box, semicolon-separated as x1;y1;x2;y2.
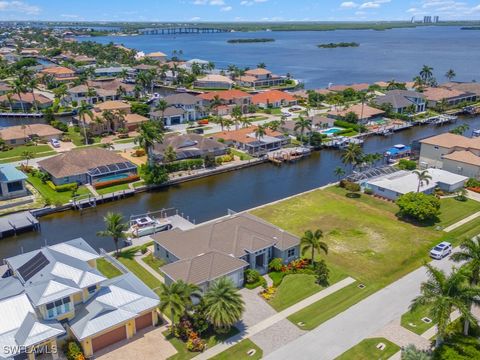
1;2;480;360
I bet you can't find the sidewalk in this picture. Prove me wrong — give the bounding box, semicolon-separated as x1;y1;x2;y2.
444;211;480;232
133;248;165;284
196;276;355;359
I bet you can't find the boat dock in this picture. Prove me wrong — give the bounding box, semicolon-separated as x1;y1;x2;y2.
0;112;43;118
0;211;40;238
267;147;311;165
415;114;458;126
72;189;136;211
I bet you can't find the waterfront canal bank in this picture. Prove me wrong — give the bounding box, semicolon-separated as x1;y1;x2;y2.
1;115;480;258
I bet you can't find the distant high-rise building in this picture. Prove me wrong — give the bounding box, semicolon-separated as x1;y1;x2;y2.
423;16;432;23
433;16;439;23
411;16;415;23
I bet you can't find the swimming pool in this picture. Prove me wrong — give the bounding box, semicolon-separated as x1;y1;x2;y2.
96;173;130;182
322;127;343;135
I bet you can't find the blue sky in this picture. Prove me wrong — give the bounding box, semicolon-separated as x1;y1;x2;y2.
0;0;480;21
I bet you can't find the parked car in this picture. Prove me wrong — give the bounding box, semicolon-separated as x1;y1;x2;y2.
50;138;61;148
430;241;452;260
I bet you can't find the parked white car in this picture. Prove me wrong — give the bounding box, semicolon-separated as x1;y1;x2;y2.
50;138;61;148
430;241;452;260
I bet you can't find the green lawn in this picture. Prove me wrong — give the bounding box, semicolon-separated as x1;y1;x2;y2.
401;303;434;335
268;271;285;287
117;248;163;291
252;185;480;330
335;338;400;360
67;127;101;146
0;151;57;164
0;145;52;159
97;258;122;279
210;339;262;360
96;183;131;195
437;198;480;228
133;181;145;188
26;174;91;205
165;327;240;360
230;148;254;161
142;253;165;276
114;137;136;144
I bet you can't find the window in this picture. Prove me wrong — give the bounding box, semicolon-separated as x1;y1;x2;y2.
287;248;295;257
166;251;169;259
7;181;23;193
45;297;71;319
87;285;96;295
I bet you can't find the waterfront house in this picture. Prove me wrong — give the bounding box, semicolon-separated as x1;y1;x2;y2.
237;68;286;88
152;133;228;162
2;238;159;358
328;104;385;123
212;125;289;156
0;92;53;111
440;82;480;98
194;74;234;89
422;87;476;107
0;124;62;146
152;213;300;290
374;90;426;114
73;100;148;134
251;90;297;108
151;93;206;125
151;106;186;126
67;79;135;105
38;148;137;186
72;55;96;65
197;89;252;114
94;66;133;78
328;83;370;92
419;133;480;178
40;66;78;83
365;168;467;200
145;51;167;62
281;115;335;135
0;164;28;200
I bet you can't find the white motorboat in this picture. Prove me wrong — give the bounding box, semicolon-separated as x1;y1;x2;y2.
126;216;172;238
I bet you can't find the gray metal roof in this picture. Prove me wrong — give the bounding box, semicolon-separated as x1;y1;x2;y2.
375;90;425;109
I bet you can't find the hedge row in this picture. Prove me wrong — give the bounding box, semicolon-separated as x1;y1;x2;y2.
47;181;78;192
334;120;361;131
163;159;204;173
94;174;140;190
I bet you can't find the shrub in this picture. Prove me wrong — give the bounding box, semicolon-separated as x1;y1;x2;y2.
94;174;140;189
135;148;146;157
396;192;441;222
47;181;78;193
364;188;373;195
245;276;267;290
269;258;283;272
398;159;417;170
260;286;277;301
63;340;85;360
51;120;68;132
186;331;206;352
466;178;480;188
344;181;361;193
175;318;193;341
140;164;169;185
245;269;261;284
314;260;330;287
163;159;204;173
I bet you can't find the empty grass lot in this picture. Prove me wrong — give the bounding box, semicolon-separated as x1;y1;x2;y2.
335;337;400;360
210;339;262;360
252;185;480;329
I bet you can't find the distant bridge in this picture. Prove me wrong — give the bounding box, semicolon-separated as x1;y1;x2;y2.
139;27;230;35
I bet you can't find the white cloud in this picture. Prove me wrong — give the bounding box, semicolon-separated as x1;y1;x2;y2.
221;5;232;11
360;2;380;9
340;2;358;9
241;0;268;5
0;1;40;15
193;0;225;5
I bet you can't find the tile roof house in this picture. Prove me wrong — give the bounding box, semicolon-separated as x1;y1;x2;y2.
0;124;62;146
422;87;477;107
153;213;300;290
145;51;167;62
0;92;53;111
212;125;289;156
152;133;227;162
374;90;426;114
40;66;78;83
419;133;480;178
38;148;137;186
440;82;480;97
194;74;234;90
251;90;297;108
237;68;287;88
2;238;159;358
328;104;385;122
197;89;252;114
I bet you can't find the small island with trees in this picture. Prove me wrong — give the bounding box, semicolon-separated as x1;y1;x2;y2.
227;38;275;44
317;42;360;48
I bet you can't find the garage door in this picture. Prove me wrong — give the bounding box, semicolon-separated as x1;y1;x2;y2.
135;312;153;331
92;325;127;353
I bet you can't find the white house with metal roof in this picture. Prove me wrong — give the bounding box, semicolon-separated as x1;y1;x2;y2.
0;164;28;200
2;238;159;358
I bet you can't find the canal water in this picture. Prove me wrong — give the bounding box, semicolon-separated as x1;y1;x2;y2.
1;117;479;258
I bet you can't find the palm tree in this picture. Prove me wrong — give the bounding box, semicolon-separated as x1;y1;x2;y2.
26;78;39;112
21;150;34;167
401;344;432;360
294;115;312;144
155;99;169;125
413;170;432;193
333;166;346;180
78;101;93;145
96;212;128;256
102;110;115;133
10;78;27;113
203;277;245;333
341;143;364;169
159;282;186;334
240;116;252;128
451;236;480;335
53;84;68;106
231;105;243;131
413;76;424;90
212;115;228;132
301;229;328;263
410;264;480;347
254;124;266;141
135;121;164;166
420;65;434;84
85;87;97;104
445;69;456;81
257;62;266;69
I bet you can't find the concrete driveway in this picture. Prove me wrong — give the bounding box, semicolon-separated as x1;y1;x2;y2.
95;325;176;360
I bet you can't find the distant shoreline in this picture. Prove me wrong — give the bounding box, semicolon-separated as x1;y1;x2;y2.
318;42;360;49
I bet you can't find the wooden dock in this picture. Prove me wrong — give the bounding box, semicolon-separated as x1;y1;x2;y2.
0;211;40;238
72;190;136;211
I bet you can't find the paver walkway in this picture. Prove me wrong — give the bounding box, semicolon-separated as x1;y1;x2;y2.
134;249;165;283
196;276;355;359
373;319;431;350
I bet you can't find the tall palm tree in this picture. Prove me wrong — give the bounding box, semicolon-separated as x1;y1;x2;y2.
341;143;364;170
203;277;245;333
102;110;115;133
413;170;432;193
294;115;312;144
451;236;480;335
213;115;228;132
21;150;34;167
445;69;456;82
254;124;266;141
257;62;266;69
10;78;27;113
159;282;186;334
78;101;93;146
240;116;252;128
410;264;480;347
420;65;434;84
85;87;97;104
155;99;169;124
135;121;164;166
26;78;39;112
301;229;328;263
96;212;128;256
53;84;68;106
231;105;243;131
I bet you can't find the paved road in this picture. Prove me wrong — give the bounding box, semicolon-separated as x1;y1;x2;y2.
264;255;457;360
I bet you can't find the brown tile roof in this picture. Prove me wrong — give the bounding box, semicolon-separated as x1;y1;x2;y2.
0;92;52;105
211;125;283;144
38;148;133;178
94;101;131;112
420;133;480;150
328;104;385;119
197;89;251;101
0;124;62;141
441;82;480;97
443;150;480;166
245;68;272;76
153;133;226;158
87;79;135;93
161;251;248;285
196;74;234;85
125;113;148;125
251;90;296;105
153;212;299;260
422;87;469;101
146;51;167;57
237;75;258;83
41;66;75;75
